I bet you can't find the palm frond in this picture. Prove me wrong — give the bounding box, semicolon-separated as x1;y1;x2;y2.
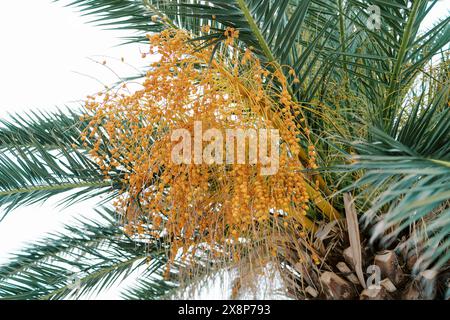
3;0;446;300
57;0;165;43
61;1;449;129
0;109;81;150
121;272;177;300
349;86;450;273
0;207;176;300
61;0;344;101
0;109;122;220
344;0;450;128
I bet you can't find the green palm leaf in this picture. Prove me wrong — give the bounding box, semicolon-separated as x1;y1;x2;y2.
349;86;449;273
60;0;165;43
0;0;447;300
0;207;176;300
0;109;122;220
344;0;450;128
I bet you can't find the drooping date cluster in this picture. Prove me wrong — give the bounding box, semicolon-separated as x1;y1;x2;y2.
82;29;317;268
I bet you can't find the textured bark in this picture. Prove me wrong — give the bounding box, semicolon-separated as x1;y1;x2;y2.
380;278;397;293
402;271;438;300
343;247;356;269
320;271;356;300
374;250;404;285
336;262;360;285
305;286;319;298
360;286;392;300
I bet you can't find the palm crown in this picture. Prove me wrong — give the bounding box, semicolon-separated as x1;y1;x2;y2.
0;0;448;300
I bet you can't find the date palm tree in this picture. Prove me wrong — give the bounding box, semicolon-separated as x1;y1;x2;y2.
0;0;448;299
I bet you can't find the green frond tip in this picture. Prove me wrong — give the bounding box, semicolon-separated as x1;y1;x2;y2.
0;207;176;300
0;109;122;219
55;0;165;42
350;87;450;274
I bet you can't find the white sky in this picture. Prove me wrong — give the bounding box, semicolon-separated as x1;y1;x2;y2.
0;0;149;116
0;0;448;300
